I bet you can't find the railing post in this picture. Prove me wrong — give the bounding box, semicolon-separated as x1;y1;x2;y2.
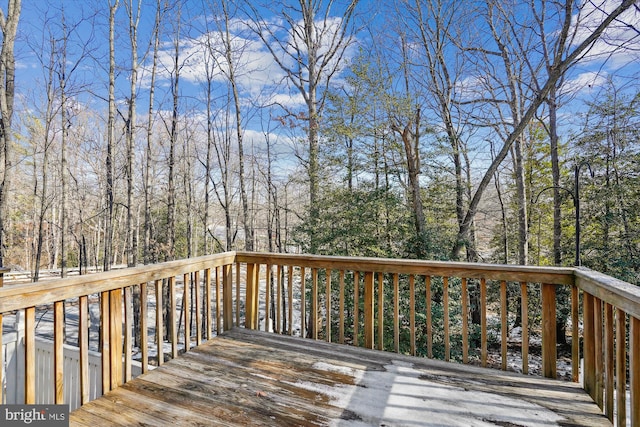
223;264;233;332
363;272;374;349
541;283;557;379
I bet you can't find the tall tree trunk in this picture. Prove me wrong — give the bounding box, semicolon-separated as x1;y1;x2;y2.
221;1;253;252
163;1;181;340
514;136;528;265
548;86;562;265
392;110;426;258
144;0;161;265
126;0;141;268
0;0;20;267
59;10;69;277
104;0;119;272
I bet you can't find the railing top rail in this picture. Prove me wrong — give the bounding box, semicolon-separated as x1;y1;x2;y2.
235;252;576;285
575;267;640;319
1;251;639;320
0;252;236;313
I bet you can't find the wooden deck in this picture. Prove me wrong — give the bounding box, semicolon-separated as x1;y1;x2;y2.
70;328;610;427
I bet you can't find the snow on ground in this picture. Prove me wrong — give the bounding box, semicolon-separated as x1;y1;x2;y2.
297;359;564;427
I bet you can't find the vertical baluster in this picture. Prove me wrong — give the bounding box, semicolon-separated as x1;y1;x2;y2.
235;262;241;327
571;285;579;382
216;267;221;334
603;303;613;421
54;301;64;403
326;269;332;343
276;265;283;334
615;309;626;427
266;264;272;333
183;274;190;351
594;296;603;408
583;292;595;400
140;282;148;373
25;306;36;403
100;291;110;392
353;271;359;346
301;267;306;338
462;278;469;364
541;283;557;379
288;266;293;336
500;280;507;371
311;268;318;339
444;277;450;362
110;289;123;389
124;287;132;381
393;273;399;353
155;280;163;366
377;272;384;351
364;272;374;349
426;275;432;359
204;269;212;339
481;278;487;368
255;264;261;328
79;295;89;405
410;275;416;357
222;264;233;331
277;265;283;334
170;276;178;359
521;282;529;375
0;271;3;404
631;315;640;427
195;270;201;346
223;264;233;332
339;270;345;344
245;263;257;330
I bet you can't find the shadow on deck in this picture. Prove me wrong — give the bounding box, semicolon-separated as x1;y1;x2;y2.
70;328;609;427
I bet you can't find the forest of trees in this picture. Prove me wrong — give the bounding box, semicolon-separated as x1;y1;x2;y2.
0;0;639;288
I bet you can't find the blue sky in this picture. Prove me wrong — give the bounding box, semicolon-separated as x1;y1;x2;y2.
12;0;640;159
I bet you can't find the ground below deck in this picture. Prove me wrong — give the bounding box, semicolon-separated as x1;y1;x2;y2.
70;328;610;426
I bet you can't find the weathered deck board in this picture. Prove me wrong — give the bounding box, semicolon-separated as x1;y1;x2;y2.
71;328;610;427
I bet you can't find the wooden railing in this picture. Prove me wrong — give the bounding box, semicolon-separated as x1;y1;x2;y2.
234;252;639;427
0;253;638;425
0;254;234;406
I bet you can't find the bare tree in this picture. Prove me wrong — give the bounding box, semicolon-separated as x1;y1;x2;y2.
124;0;142;267
245;0;359;253
404;0;478;260
216;0;254;251
450;0;638;260
0;0;20;266
104;0;119;271
144;0;163;264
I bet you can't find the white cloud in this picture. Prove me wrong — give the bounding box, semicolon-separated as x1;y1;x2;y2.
143;14;355;114
571;1;640;67
560;70;609;96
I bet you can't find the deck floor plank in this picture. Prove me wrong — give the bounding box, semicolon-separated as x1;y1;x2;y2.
71;328;611;427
